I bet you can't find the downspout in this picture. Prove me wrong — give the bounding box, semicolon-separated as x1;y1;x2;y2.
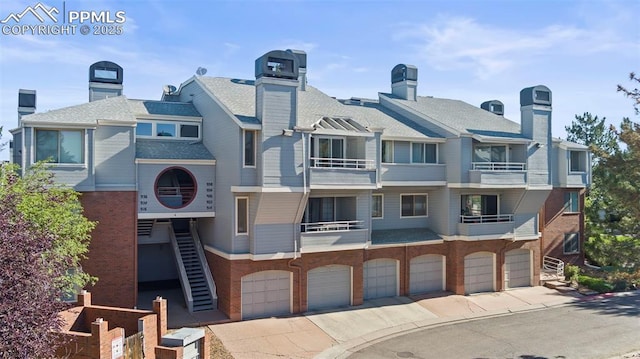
289;130;306;313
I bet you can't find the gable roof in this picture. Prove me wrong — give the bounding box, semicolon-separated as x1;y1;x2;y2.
196;77;443;139
128;100;201;117
381;93;528;141
20;96;135;126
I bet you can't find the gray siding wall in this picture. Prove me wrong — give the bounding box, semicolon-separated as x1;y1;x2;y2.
95;125;135;189
256;80;303;188
137;163;215;216
469;171;527;186
521;107;551;186
251;192;304;254
179;81;240;252
301;229;368;248
381;164;446;183
442;138;469;184
253;224;295;254
371;187;435;231
514;214;537;237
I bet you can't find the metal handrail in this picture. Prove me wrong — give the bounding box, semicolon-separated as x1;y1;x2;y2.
190;221;217;306
460;214;513;223
301;220;364;232
167;227;193;313
310;157;375;170
543;255;565;277
471;162;526;171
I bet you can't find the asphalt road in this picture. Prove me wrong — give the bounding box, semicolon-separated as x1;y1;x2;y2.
351;292;640;359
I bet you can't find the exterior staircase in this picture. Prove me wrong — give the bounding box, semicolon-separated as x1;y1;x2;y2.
169;219;217;312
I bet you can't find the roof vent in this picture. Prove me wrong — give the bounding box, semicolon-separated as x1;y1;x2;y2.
89;61;123;84
163;85;177;95
520;85;552;106
480;100;504;116
391;64;418;84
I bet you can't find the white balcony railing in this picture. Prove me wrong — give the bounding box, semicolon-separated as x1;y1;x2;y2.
460;214;514;224
301;220;364;232
472;162;526;171
310;157;375;170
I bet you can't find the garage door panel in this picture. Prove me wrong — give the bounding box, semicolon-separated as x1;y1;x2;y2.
364;259;398;300
464;252;495;294
307;265;351;311
505;249;531;289
242;270;291;320
410;255;445;294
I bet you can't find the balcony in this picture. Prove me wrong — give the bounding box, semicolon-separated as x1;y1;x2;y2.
299;220;368;251
381;163;446;184
308;157;377;188
458;214;514;237
469;162;527;186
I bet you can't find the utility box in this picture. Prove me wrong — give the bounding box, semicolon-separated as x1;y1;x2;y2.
161;328;205;359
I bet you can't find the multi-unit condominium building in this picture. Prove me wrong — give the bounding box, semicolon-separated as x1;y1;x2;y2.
9;50;590;321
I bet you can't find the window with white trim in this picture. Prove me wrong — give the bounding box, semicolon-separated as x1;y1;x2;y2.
563;191;579;213
563;233;580;254
569;150;587;172
382;140;394;163
236;197;249;235
372;194;383;218
136;121;200;139
35;129;84;164
411;143;437;163
401;194;428;217
244;130;256;167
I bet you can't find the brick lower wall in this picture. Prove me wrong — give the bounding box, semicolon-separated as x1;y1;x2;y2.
541;188;585;265
80;191;137;308
206;239;540;321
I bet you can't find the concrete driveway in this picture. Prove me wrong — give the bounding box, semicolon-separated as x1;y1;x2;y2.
208;286;580;359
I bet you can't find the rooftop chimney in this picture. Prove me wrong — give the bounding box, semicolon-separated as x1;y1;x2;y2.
520;85;552;185
287;49;307;91
391;64;418;101
18;89;36;121
480;100;504;116
88;61;123;102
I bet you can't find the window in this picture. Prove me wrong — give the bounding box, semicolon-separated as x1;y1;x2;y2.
157;123;176;137
94;68;118;80
570;151;586;172
244;130;256;167
35;129;84;164
372;194;383;218
412;143;437;163
382;140;394;163
473;145;507;163
564;191;579;213
401;194;428;217
137;122;153;136
563;233;580;254
303;197;357;224
236;197;249;235
180;124;199;138
136;121;201;139
318;137;344;159
461;194;498;216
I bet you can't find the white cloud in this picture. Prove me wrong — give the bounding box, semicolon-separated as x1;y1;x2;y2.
395;14;636;80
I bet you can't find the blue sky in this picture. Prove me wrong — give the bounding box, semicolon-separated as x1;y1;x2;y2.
1;0;638;161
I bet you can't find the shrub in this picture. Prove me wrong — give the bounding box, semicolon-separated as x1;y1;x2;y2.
564;264;581;281
577;275;614;293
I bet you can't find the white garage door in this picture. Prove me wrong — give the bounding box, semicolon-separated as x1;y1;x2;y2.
410;254;445;294
505;249;532;289
241;270;291;319
364;258;398;300
307;265;351;311
464;252;495;294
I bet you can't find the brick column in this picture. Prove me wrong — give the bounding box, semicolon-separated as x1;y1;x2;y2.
90;318;108;359
77;290;92;307
153;296;168;342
